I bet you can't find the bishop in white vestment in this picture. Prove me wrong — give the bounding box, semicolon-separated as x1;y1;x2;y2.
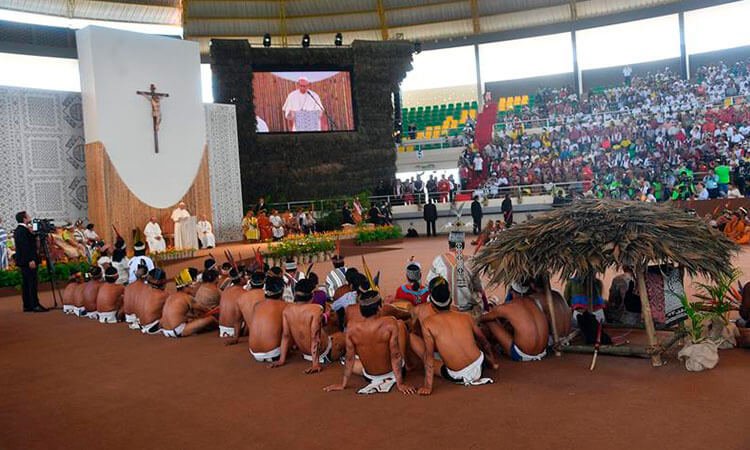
197;215;216;249
144;217;166;252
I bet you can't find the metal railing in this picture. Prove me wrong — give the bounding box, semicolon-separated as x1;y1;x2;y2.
257;172;718;215
258;180;588;214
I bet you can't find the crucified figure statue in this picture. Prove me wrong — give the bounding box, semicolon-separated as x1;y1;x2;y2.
136;83;169;153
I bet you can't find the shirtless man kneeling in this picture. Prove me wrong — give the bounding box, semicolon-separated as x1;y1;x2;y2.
222;270;266;345
246;275;288;362
217;268;246;341
123;261;149;329
160;268;217;338
324;290;415;395
270;279;345;373
138;268;169;334
82;266;104;319
480;282;549;362
96;267;125;323
62;271;83;315
411;277;497;395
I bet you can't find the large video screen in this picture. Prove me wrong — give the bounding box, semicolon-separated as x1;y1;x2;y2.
252;71;355;133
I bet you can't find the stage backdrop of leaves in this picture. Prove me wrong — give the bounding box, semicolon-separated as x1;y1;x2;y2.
210;40;413;205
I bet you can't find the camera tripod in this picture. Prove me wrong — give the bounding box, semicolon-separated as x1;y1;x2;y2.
38;234;62;309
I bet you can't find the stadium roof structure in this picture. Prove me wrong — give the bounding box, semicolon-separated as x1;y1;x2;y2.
0;0;740;53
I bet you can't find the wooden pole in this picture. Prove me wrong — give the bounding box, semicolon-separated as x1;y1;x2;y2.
636;265;664;366
561;344;651;358
545;277;561;356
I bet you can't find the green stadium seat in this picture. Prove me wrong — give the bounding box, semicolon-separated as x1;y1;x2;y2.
470;101;478;109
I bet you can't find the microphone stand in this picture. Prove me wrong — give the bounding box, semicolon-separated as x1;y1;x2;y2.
307;91;338;131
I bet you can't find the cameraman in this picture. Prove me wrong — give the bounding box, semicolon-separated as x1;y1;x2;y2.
13;211;48;312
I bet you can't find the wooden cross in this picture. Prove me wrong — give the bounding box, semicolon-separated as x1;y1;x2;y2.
136;83;169;153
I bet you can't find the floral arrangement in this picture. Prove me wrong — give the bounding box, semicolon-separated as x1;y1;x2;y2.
355;225;403;245
0;260;91;289
150;247;198;264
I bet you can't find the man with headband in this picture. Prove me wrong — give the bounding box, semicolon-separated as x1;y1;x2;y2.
62;270;83;315
81;266;104;319
246;273;288;362
225;269;267;345
325;254;347;298
270;279;345;373
412;277;497;395
137;268;169;334
95;267;125;323
161;268;217;338
217;268;247;341
394;261;429;306
123;260;149;329
480;281;549;362
324;289;415;395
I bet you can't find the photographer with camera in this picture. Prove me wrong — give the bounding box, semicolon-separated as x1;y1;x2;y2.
13;211;48;313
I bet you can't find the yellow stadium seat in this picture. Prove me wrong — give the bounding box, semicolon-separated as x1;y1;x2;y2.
498;98;506;111
416;131;425;139
452;119;458;128
469;109;476;119
513;95;521;105
506;97;514;108
521;95;529;105
460;110;468;121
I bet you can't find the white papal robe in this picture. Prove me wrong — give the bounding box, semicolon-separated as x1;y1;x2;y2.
282;89;323;131
197;220;216;248
171;207;198;250
144;222;166;252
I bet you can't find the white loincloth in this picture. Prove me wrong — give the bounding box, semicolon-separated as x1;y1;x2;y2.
140;319;161;335
510;343;546;362
303;336;333;364
218;325;236;338
125;314;140;329
357;357;405;395
443;352;494;386
162;322;186;338
62;304;75;314
250;346;281;362
98;310;118;324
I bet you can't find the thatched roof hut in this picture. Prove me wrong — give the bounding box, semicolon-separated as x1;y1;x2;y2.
474;199;739;288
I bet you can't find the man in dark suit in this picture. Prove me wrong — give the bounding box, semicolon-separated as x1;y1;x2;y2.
14;211;47;312
471;196;483;235
423;199;438;237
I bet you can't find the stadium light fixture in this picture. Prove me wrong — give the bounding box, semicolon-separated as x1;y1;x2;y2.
263;33;271;47
302;34;310;48
335;33;343;46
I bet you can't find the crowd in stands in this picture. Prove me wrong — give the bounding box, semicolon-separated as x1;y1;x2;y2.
398;59;750;203
471;60;750;201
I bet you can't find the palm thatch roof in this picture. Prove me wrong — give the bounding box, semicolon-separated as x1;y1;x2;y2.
473;199;739;287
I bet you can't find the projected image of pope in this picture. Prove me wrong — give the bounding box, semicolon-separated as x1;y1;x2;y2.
282;77;328;132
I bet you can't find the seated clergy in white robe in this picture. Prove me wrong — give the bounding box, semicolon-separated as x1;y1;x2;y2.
171;202;198;250
197;215;216;249
144;217;166;253
282;77;325;132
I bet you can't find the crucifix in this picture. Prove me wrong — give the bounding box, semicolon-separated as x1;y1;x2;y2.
136;83;169;153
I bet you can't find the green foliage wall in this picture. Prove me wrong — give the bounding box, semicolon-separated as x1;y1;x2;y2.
210;40;413;205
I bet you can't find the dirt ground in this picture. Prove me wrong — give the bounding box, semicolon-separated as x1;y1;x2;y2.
1;236;748;450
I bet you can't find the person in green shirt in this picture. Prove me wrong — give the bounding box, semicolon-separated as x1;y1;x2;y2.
715;163;731;195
